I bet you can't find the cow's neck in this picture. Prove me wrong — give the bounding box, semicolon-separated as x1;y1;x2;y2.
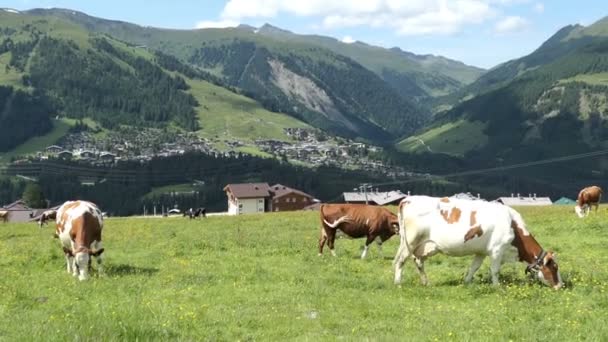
511;223;543;264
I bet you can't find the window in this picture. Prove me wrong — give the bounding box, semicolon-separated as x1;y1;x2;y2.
238;203;243;209
258;199;264;204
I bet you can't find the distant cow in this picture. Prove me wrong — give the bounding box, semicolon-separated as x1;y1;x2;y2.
0;210;8;223
55;201;104;281
319;204;399;258
38;210;57;228
575;185;603;218
184;207;206;219
393;196;562;289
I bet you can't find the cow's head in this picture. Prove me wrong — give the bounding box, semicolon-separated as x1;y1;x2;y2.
528;251;563;289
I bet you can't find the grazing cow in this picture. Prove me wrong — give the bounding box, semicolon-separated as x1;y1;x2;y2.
575;185;603;218
393;196;562;289
38;209;57;228
184;207;206;219
0;210;8;223
319;204;399;258
55;201;104;281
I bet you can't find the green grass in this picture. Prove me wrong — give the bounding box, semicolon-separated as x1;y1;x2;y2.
0;118;75;163
1;206;607;340
188;78;310;143
559;72;608;86
0;53;24;88
397;119;488;156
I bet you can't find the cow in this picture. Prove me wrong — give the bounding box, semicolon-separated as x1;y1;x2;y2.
393;196;562;289
55;200;104;281
38;209;57;228
184;207;206;219
0;210;8;223
319;203;399;258
575;185;602;218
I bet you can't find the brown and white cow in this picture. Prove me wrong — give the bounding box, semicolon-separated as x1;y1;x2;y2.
0;210;8;223
575;185;602;218
393;196;562;289
319;203;399;258
38;209;57;228
55;200;104;281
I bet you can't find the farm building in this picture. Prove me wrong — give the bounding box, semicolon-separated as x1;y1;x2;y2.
1;200;47;223
269;184;317;212
495;194;552;206
343;190;407;206
224;183;272;215
224;183;317;215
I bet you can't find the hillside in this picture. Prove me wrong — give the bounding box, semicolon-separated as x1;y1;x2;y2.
0;9;312;156
399;16;608;183
13;8;486;141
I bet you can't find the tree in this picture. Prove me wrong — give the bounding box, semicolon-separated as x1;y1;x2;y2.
22;183;47;208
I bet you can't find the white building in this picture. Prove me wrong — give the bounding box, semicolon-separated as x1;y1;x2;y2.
495;194;552;206
223;183;271;215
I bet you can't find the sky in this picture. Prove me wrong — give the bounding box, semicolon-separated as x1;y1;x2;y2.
4;0;607;69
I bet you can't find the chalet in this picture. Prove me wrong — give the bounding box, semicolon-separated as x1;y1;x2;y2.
100;152;116;164
269;184;316;212
224;183;272;215
45;145;63;154
343;190;407;206
495;194;552;206
77;150;95;159
57;150;73;160
1;200;47;223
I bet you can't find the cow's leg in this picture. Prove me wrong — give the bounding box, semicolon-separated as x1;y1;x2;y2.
393;244;410;285
63;248;74;274
464;254;486;284
361;235;376;259
318;228;328;256
413;241;439;286
376;236;386;257
327;229;337;257
93;241;104;275
489;250;505;286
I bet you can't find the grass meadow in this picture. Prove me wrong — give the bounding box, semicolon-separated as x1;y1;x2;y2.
1;206;607;341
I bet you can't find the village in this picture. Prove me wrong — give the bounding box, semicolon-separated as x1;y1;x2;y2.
28;126;405;176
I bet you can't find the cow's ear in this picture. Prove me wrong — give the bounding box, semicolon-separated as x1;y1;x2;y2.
90;248;104;257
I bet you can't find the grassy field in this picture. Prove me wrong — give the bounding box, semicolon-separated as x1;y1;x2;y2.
397;119;488;156
1;206;607;340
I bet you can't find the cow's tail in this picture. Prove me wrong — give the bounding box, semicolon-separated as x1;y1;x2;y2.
393;201;412;266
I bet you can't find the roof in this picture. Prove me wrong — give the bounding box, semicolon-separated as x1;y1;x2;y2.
2;200;31;211
496;196;553;206
224;183;271;199
451;192;483;201
554;197;576;205
270;184;314;199
343;190;407;206
302;202;322;211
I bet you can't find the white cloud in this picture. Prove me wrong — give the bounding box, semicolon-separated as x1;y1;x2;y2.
214;0;511;36
195;20;240;29
341;35;356;44
533;2;544;13
494;16;529;33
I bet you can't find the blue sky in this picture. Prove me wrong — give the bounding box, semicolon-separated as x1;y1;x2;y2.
4;0;606;68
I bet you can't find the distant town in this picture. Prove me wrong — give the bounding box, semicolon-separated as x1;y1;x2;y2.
27;126;410;177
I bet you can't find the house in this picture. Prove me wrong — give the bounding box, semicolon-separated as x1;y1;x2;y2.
45;145;63;154
100;152;116;163
77;150;96;159
343;190;407;206
57;150;73;160
224;183;272;215
1;200;47;223
495;194;552;206
269;184;316;212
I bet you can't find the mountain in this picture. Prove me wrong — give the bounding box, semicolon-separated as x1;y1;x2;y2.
13;8;487;141
0;9;311;154
398;16;608;183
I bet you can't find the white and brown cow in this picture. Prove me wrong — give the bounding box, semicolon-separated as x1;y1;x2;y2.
38;209;57;228
0;210;8;223
319;203;399;258
55;200;104;281
575;185;602;218
393;196;562;289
